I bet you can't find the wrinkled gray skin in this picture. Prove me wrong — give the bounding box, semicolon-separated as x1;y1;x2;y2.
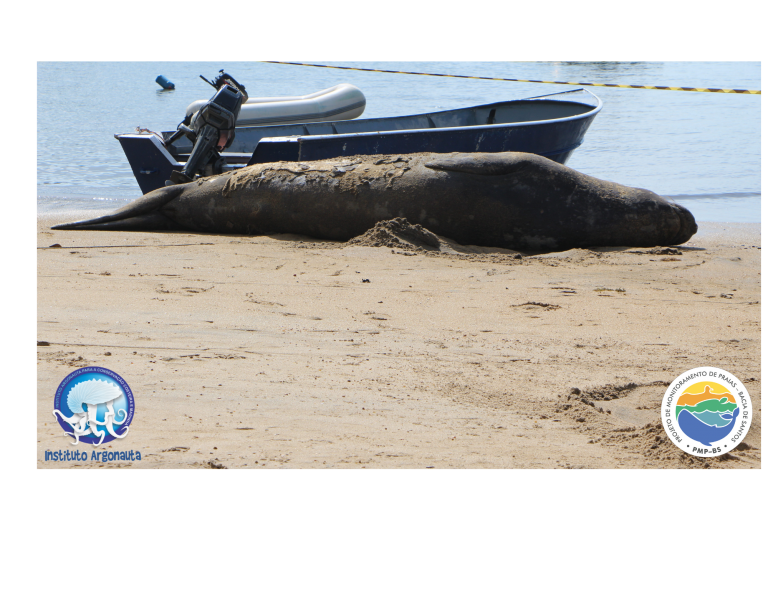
53;152;697;251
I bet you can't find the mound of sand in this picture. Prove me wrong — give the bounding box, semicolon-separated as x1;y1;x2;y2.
346;217;524;260
346;218;441;251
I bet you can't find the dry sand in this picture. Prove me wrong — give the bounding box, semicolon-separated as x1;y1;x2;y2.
37;214;761;468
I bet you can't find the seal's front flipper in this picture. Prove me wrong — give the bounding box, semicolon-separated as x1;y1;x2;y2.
52;211;184;232
51;183;187;231
424;152;552;176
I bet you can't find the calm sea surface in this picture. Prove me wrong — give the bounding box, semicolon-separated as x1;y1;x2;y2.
38;61;760;223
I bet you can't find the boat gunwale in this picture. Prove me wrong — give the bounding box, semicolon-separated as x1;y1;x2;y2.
256;102;601;145
155;89;603;146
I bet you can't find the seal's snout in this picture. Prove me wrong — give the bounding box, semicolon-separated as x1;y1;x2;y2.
670;201;698;245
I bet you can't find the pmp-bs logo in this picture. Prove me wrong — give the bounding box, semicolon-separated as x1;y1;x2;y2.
53;367;135;447
661;367;751;457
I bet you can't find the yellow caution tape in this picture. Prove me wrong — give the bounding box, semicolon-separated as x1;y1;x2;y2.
261;61;761;95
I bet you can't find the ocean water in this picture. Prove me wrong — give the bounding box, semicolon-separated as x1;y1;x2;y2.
37;61;761;223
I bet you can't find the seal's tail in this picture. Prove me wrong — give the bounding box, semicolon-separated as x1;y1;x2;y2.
51;184;187;231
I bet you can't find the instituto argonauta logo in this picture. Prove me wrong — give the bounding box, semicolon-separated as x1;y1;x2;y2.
52;367;135;447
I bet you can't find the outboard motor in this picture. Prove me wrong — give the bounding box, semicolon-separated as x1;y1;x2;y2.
165;71;248;185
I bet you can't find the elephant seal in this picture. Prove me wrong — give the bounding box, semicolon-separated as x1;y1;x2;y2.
52;152;697;251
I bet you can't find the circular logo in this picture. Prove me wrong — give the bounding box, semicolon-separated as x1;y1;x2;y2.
53;367;135;447
661;367;751;457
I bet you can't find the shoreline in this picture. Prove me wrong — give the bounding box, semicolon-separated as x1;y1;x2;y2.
37;218;761;468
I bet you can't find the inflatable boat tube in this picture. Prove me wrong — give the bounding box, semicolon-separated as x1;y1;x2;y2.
184;83;366;127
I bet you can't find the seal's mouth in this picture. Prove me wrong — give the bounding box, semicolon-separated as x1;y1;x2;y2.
669;202;698;245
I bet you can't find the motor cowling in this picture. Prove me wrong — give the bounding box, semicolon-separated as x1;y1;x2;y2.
165;72;247;185
189;83;244;152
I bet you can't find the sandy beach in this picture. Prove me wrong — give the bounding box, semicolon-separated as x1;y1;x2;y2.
37;215;760;468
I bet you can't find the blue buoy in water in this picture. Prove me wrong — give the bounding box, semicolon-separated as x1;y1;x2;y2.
156;75;175;90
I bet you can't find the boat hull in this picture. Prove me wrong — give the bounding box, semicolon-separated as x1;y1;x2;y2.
117;90;602;194
248;113;595;165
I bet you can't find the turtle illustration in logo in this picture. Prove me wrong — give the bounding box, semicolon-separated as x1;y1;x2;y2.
675;382;739;446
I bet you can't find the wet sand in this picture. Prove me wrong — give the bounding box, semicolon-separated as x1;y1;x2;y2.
37;215;761;468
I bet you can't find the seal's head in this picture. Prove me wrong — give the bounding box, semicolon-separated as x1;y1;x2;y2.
666;199;698;245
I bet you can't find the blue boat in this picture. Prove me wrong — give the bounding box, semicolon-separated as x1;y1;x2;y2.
116;88;602;195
